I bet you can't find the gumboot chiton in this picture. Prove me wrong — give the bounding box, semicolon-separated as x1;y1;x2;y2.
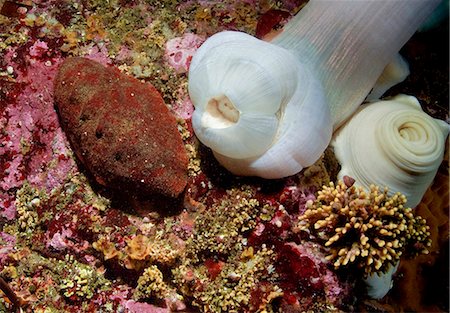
54;57;188;198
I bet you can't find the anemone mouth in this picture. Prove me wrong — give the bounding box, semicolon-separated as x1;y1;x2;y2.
201;94;240;129
398;121;425;142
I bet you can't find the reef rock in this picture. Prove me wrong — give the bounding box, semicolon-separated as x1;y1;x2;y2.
54;57;188;198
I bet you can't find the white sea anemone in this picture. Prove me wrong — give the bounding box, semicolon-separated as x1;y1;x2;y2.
189;31;331;178
188;0;440;179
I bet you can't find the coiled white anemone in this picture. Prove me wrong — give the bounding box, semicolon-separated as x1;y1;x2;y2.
333;95;449;208
188;0;440;178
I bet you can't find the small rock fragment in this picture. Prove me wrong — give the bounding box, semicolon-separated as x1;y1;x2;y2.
54;57;188;198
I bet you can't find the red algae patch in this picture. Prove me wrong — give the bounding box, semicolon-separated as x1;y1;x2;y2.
53;57;188;198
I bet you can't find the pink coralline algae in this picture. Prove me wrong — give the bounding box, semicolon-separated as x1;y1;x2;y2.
123;300;169;313
164;33;205;73
42;196;104;255
80;44;112;66
46;228;87;252
171;87;195;119
0;43;76;219
0;192;16;220
28;40;49;58
0;232;16;266
276;242;349;308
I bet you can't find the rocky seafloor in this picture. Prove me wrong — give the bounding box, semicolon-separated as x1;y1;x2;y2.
0;1;448;312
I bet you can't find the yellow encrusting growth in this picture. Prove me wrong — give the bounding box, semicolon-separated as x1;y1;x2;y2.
93;233;181;271
173;245;279;313
171;186;279;312
193;247;277;313
297;180;431;276
134;265;172;300
15;182;45;235
187;186;262;259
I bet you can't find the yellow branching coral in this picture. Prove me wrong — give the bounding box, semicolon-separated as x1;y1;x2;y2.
297;179;431;276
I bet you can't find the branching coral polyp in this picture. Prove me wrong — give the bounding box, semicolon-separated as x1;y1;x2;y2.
297;178;431;277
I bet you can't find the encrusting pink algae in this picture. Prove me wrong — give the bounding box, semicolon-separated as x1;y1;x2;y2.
0;0;448;312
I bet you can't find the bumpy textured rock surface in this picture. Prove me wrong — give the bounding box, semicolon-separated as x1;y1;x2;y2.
54;57;188;198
